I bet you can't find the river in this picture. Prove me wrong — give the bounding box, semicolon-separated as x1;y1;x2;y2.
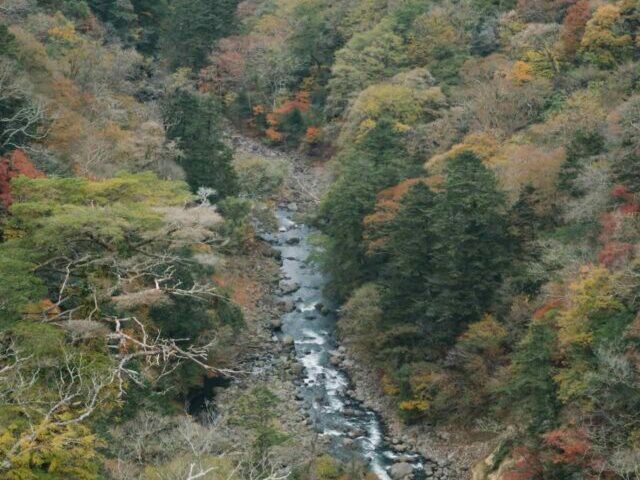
267;207;427;480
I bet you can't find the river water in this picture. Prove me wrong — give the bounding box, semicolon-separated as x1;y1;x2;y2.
268;208;426;480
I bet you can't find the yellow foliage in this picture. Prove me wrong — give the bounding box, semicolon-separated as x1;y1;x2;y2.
528;89;608;146
425;131;501;173
343;82;445;145
48;22;79;44
491;143;565;204
509;60;534;83
399;399;430;412
381;373;400;396
581;3;633;67
557;266;622;349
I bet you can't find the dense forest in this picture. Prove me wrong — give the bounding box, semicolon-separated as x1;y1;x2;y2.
1;0;640;479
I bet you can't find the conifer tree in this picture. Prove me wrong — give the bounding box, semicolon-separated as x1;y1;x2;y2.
428;151;512;343
508;322;559;431
163;89;238;197
382;183;438;349
162;0;238;69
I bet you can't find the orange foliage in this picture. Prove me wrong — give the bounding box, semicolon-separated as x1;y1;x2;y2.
561;0;591;57
510;61;534;84
363;178;432;254
273;91;310;115
533;298;564;321
543;428;592;465
0;150;44;209
503;446;542;480
305;126;321;143
265;127;284;142
364;178;427;228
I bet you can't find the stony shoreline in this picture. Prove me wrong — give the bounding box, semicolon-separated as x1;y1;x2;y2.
223;131;497;480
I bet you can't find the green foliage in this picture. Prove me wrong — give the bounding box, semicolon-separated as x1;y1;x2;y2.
229;387;288;462
0;24;18;58
234;154;287;200
161;0;237;69
320;119;415;299
381;182;439;357
507;321;560;432
163;88;238;197
558;130;605;197
427;151;512;342
326;21;409;117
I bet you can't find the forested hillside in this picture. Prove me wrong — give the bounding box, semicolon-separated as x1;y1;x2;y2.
204;0;640;478
0;1;316;479
2;0;640;479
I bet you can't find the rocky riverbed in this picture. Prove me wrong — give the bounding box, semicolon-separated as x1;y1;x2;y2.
220;131;493;479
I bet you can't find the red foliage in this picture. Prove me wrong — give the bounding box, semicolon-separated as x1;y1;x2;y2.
273;91;310;115
305;126;321;144
533;298;564;320
561;0;591;57
0;150;44;210
503;446;543;480
543;428;592;465
599;241;634;267
596;186;640;266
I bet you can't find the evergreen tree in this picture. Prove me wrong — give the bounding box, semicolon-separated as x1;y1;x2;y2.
382;182;436;361
162;0;238;69
507;321;559;432
131;0;170;55
320;118;417;300
381;182;439;360
427;151;512;344
557;130;605;197
88;0;137;41
508;185;546;295
163;89;238;197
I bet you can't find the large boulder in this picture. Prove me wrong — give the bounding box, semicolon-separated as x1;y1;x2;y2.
279;281;300;294
389;462;414;479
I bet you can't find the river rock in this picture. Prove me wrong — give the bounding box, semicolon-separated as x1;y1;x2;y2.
287;202;298;211
279;281;300;294
278;299;295;312
269;319;283;330
389;462;414;479
329;355;341;366
281;335;294;347
279;226;287;233
286;237;300;245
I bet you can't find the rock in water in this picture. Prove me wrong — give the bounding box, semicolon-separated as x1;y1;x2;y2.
269;319;283;330
282;335;294;347
279;281;300;294
389;462;414;479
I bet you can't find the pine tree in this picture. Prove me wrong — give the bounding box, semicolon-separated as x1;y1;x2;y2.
428;151;512;344
320;118;416;300
162;0;238;69
508;321;559;432
382;182;438;358
163;89;238;197
557;130;605;197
